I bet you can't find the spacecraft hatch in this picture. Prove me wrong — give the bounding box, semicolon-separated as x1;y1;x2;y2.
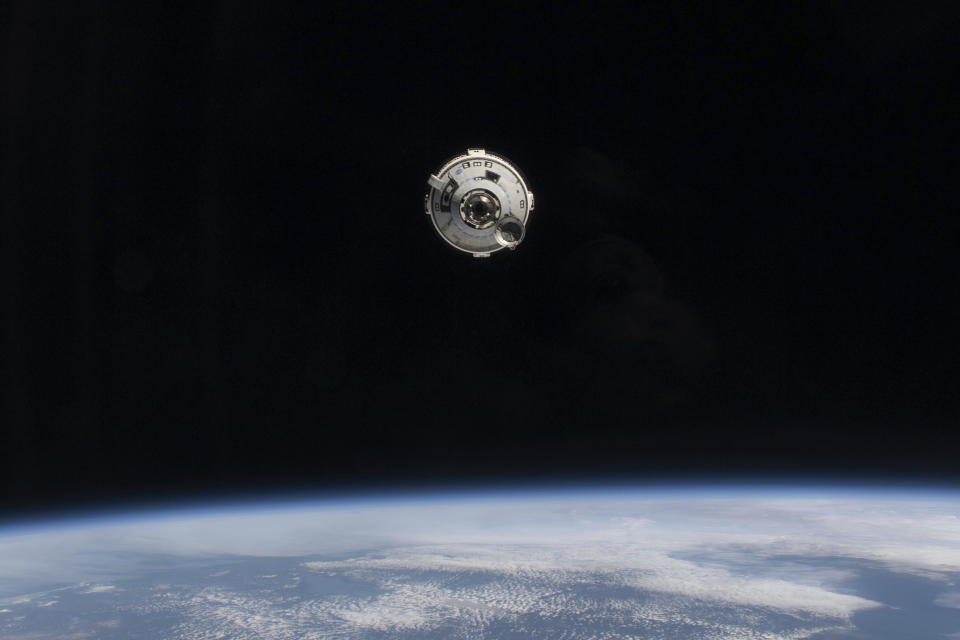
424;148;534;257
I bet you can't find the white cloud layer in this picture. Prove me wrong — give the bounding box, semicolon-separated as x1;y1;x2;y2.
304;542;879;620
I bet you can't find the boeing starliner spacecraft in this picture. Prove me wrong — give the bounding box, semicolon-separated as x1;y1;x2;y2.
424;148;534;257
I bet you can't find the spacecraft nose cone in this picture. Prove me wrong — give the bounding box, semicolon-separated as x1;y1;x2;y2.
425;148;533;257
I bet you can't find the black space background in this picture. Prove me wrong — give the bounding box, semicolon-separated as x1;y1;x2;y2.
3;3;959;515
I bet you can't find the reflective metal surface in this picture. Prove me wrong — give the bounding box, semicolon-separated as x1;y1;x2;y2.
424;148;534;257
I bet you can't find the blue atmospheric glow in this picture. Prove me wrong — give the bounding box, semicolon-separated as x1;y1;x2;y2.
1;476;958;537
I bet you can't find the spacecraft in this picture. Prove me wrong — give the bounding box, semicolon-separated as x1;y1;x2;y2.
424;148;534;257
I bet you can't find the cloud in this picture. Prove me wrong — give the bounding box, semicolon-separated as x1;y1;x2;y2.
935;591;960;609
305;542;880;620
80;585;116;594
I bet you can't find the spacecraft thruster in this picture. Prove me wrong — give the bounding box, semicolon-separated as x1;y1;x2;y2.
424;148;534;257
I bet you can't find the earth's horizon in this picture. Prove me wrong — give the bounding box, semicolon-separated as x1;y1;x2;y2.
1;483;958;639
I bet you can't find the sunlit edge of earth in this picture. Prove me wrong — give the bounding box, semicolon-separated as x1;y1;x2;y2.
1;472;958;538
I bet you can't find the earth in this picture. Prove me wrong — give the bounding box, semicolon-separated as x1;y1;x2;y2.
1;486;958;639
